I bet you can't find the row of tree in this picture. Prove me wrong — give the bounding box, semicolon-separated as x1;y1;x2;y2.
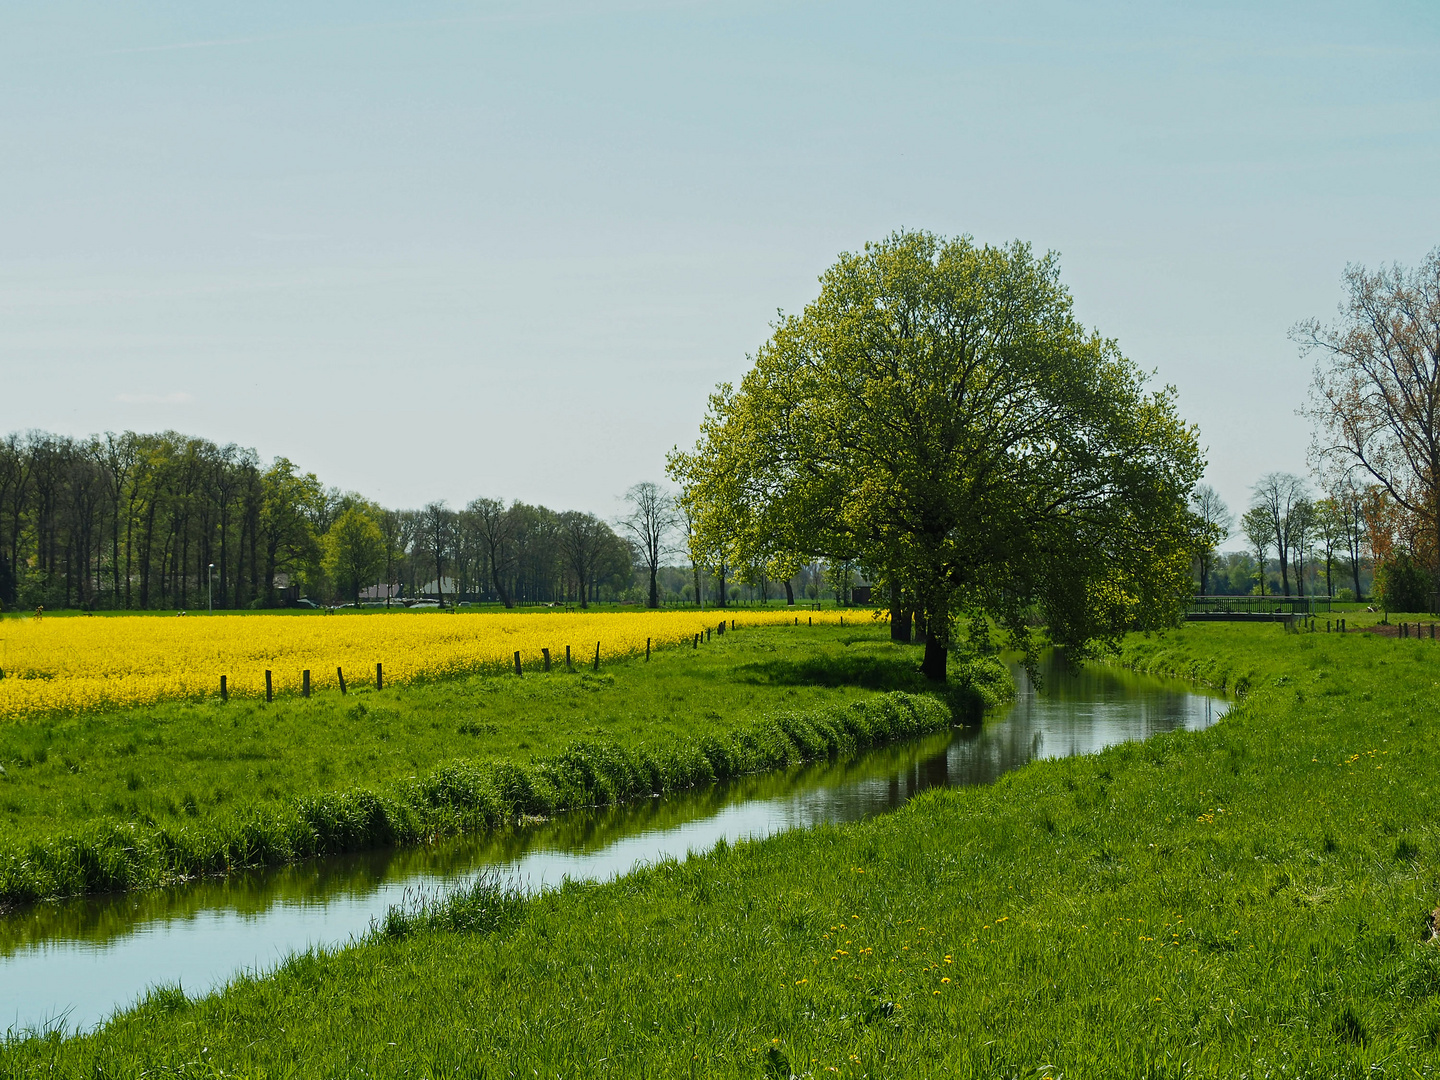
0;433;860;612
1190;474;1367;599
1191;246;1440;610
0;432;660;611
0;431;321;612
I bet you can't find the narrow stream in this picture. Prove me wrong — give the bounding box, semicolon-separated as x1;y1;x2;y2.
1;657;1225;1034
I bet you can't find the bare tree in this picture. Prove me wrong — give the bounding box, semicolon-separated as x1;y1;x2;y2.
1287;499;1315;597
618;482;675;609
418;500;454;607
1190;484;1232;594
1241;506;1272;597
558;510;612;608
469;497;516;608
1250;473;1310;596
378;508;406;608
1334;480;1368;599
673;494;705;609
1298;248;1440;591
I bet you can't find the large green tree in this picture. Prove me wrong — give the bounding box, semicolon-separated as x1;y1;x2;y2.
323;505;387;604
669;230;1203;680
260;458;323;605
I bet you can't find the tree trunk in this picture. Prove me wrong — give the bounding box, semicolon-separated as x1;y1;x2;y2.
490;562;513;608
920;637;947;682
648;565;659;609
1432;500;1440;612
716;561;727;608
784;579;794;605
265;541;278;608
889;583;911;641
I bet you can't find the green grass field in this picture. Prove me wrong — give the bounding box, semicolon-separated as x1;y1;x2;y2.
0;623;1007;903
5;620;1438;1076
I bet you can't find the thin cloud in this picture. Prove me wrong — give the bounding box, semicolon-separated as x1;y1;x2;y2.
117;392;193;405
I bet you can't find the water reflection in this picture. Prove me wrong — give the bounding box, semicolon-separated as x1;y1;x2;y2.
0;655;1222;1034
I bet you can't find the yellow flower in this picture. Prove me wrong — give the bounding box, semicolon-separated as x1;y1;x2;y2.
0;609;850;721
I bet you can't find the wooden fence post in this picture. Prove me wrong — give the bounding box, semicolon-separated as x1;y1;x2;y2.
593;641;600;671
220;674;227;702
302;670;310;698
337;667;347;694
646;637;651;661
566;645;572;670
693;633;698;649
376;662;383;690
543;647;551;672
265;669;273;703
514;651;522;676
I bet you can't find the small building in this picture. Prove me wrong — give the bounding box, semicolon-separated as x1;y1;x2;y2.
420;577;459;600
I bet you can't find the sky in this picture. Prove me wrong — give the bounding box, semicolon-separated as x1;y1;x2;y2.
2;1;1437;535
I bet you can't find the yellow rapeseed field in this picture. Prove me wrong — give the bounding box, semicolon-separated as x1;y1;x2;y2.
0;609;854;723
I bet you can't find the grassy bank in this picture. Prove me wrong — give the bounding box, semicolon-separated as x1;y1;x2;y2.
5;621;1439;1075
0;624;1009;903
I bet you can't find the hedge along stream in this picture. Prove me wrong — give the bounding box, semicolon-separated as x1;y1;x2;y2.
0;661;1007;904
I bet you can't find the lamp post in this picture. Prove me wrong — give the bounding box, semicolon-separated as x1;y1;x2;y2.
208;563;215;615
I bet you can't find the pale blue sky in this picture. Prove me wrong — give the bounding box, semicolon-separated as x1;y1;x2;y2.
2;1;1437;532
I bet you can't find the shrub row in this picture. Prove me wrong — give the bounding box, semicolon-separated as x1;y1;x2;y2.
0;669;1004;904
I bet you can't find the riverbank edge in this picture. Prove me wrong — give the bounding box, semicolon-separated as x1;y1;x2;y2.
0;655;1013;906
1107;621;1313;697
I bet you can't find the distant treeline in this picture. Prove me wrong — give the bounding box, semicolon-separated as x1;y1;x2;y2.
0;430;838;612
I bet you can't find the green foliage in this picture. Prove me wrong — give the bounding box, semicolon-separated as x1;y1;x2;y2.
7;623;1440;1074
669;230;1204;676
260;457;325;602
1375;552;1432;613
322;505;386;603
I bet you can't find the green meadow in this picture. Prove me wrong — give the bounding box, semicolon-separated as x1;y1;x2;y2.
0;623;1006;903
5;620;1440;1076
